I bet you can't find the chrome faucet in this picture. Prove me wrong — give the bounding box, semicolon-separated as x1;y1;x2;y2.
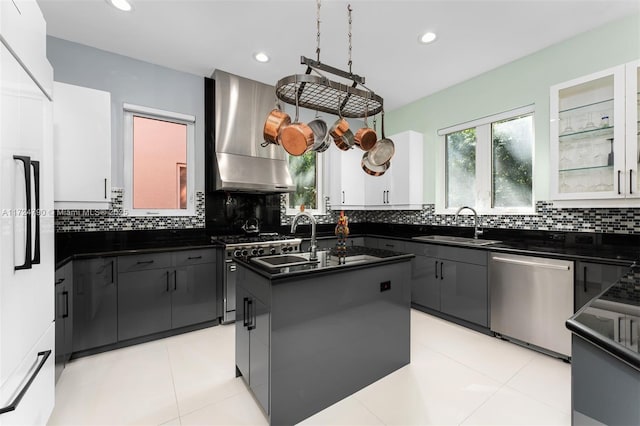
454;206;483;239
291;211;318;260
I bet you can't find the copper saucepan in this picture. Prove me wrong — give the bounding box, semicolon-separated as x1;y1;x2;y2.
279;77;314;156
262;108;291;146
361;151;390;176
330;117;355;151
354;92;378;151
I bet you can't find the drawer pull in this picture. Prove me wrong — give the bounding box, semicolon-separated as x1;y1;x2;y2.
0;350;51;415
187;256;202;260
55;278;65;285
136;260;154;265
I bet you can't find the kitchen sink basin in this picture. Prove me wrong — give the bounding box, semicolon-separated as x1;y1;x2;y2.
251;254;319;269
412;235;501;246
326;254;379;266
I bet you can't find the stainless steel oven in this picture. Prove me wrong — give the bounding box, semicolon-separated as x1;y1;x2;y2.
216;234;302;324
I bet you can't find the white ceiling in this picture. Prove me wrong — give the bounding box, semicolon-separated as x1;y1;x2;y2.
37;0;639;111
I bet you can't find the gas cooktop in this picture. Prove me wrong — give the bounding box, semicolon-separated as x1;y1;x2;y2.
211;233;296;245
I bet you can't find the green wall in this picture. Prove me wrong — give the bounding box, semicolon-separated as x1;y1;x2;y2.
386;13;640;204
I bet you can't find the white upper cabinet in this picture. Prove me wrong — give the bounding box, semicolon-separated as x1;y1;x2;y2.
329;144;365;209
550;61;639;202
329;130;424;210
364;130;424;210
53;81;112;209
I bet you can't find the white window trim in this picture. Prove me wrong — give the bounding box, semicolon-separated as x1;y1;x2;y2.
285;151;327;216
436;105;537;215
123;103;196;217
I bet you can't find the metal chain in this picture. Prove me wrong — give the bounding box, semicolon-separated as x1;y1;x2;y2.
316;0;321;62
347;4;352;74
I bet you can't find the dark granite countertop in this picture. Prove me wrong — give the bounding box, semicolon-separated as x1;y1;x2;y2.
234;246;414;282
566;264;640;371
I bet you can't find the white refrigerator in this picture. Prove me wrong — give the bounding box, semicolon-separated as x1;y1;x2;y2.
0;0;55;424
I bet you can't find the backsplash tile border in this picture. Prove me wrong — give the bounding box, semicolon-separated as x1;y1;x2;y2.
280;198;640;234
55;188;205;232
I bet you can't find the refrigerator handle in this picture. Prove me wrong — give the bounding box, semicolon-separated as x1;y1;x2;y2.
31;160;40;265
13;156;32;271
0;350;51;414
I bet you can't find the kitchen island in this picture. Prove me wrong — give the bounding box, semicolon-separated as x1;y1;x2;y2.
566;264;640;425
234;246;413;425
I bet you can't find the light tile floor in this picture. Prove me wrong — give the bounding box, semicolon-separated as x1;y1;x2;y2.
48;309;571;425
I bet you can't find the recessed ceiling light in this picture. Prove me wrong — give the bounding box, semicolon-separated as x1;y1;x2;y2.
106;0;133;12
419;32;437;44
254;52;270;63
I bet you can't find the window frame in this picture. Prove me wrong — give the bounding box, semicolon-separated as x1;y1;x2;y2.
123;103;196;217
285;149;327;216
436;105;536;215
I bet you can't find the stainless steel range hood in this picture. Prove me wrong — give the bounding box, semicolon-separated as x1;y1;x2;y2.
212;70;295;193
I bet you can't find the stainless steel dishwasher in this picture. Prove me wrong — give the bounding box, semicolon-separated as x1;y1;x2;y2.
489;252;573;358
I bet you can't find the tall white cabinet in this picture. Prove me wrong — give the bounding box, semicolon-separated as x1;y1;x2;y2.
329;130;424;210
550;61;639;202
0;0;55;424
53;81;112;209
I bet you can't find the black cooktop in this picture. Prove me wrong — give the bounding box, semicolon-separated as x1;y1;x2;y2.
211;233;295;245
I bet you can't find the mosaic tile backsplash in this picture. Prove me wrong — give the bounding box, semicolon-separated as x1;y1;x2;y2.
55;188;205;232
281;198;640;234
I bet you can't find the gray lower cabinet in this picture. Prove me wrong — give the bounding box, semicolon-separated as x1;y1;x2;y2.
574;261;632;311
55;262;74;383
73;257;117;353
236;285;270;414
406;242;489;327
117;249;217;342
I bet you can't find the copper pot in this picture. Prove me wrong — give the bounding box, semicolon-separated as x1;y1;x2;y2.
263;109;291;145
354;127;378;151
362;151;390;176
279;123;314;156
330;118;355;151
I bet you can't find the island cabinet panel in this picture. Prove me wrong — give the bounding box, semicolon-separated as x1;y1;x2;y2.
574;261;631;311
72;257;117;353
235;282;270;414
235;257;412;425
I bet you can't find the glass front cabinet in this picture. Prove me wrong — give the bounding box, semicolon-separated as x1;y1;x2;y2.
550;60;639;200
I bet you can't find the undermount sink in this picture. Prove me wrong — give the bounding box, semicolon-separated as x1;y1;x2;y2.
412;235;501;246
326;254;379;266
251;254;319;269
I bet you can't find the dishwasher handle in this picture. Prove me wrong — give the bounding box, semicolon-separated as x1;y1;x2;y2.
491;256;570;271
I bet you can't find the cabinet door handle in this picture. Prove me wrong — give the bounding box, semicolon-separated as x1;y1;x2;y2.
110;260;115;285
618;317;623;343
435;260;438;279
188;256;202;260
618;170;621;195
583;266;588;293
630;319;635;347
0;350;51;415
382;191;385;204
440;262;444;280
31;160;40;265
342;191;345;204
55;278;65;285
136;260;154;265
104;178;108;199
166;271;170;292
243;297;250;327
630;170;633;195
248;299;256;331
62;291;69;318
13;156;32;271
174;270;177;291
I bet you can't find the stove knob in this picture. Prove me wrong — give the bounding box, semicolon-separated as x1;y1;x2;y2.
241;249;249;257
270;247;277;254
233;250;242;257
258;248;265;255
250;248;258;256
285;246;292;252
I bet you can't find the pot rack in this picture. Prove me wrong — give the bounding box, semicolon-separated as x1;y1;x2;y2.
274;2;384;119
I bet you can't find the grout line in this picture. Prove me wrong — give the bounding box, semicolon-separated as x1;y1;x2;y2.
164;344;183;425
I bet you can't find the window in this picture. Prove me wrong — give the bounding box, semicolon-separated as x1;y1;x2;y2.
438;105;534;213
286;150;325;215
123;104;195;216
